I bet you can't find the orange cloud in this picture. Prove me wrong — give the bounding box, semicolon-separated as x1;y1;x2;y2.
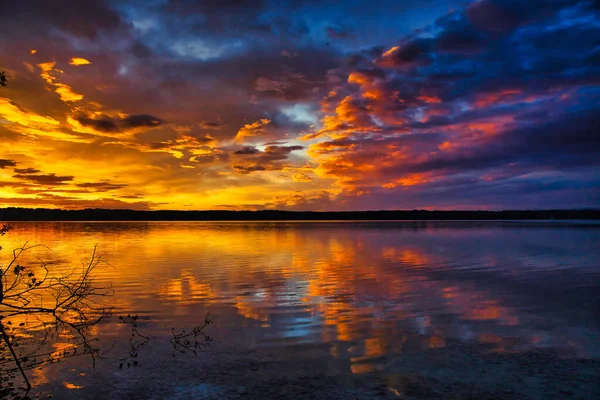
0;98;92;143
69;57;91;66
234;118;271;143
474;89;522;108
37;61;84;102
382;173;431;189
291;172;313;182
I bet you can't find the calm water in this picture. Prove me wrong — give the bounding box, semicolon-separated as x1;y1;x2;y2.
2;221;600;397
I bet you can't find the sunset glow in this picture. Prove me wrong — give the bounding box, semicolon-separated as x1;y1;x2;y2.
1;0;599;211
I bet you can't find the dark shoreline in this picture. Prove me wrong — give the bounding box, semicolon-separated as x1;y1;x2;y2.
1;207;599;221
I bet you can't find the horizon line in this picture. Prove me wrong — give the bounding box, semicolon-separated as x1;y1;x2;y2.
1;207;599;222
1;207;600;212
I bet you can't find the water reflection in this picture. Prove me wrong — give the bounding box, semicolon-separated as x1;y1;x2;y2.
2;221;599;385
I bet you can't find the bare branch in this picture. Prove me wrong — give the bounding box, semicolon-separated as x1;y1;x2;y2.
1;235;113;398
1;225;212;398
170;313;213;357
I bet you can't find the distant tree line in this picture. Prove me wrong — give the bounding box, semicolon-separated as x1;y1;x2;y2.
0;207;599;221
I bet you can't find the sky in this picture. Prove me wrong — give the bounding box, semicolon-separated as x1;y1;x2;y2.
0;0;599;211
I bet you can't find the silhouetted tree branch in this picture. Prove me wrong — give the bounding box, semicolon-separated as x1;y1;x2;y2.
0;224;213;398
117;314;149;369
170;313;212;356
0;224;113;398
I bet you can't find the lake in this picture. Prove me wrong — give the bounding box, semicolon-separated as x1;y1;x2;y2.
1;221;599;399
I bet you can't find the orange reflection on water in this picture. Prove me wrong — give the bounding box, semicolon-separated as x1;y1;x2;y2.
2;221;569;376
443;286;519;327
381;246;435;267
427;335;446;349
64;381;84;390
157;270;214;302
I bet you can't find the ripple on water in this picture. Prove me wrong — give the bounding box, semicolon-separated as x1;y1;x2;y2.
2;221;600;393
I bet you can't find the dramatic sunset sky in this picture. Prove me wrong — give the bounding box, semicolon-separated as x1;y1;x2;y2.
1;0;599;210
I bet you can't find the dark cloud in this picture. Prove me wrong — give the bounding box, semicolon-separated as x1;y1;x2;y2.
2;0;126;38
465;0;572;33
503;107;600;164
353;68;386;79
201;121;227;129
74;113;163;133
0;159;17;169
122;114;163;129
230;144;304;174
234;147;261;155
436;25;487;54
233;165;267;174
265;145;304;153
13;168;42;174
346;54;364;67
76;181;128;191
252;68;335;101
0;181;36;189
76;115;119;132
311;0;600;209
377;38;433;67
129;41;154;59
13;173;75;185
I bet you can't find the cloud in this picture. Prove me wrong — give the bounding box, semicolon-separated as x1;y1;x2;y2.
200;121;227;129
72;113;163;134
291;0;600;210
271;190;336;211
0;0;598;210
75;180;127;191
69;57;91;66
291;172;313;182
121;114;163;129
2;0;125;39
253;72;332;101
13;173;75;185
117;133;222;163
0;195;160;210
0;159;17;169
0;98;59;128
0;98;94;143
377;39;433;67
234;146;261;155
265;145;304;153
74;114;119;132
37;61;84;102
233;165;267;174
13;168;41;174
234;118;271;143
229;144;305;174
465;0;572;33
